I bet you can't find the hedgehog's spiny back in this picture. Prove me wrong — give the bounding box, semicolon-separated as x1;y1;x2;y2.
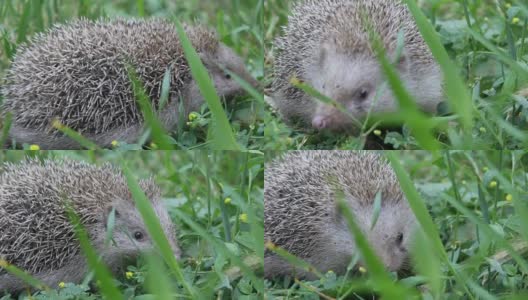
273;0;434;97
266;151;403;208
2;18;219;134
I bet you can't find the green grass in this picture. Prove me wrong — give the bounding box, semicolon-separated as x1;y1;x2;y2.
264;0;528;150
264;150;528;299
0;0;264;150
0;150;264;299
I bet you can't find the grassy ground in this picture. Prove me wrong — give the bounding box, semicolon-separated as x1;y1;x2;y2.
0;150;264;299
264;150;528;299
264;0;528;150
0;0;264;150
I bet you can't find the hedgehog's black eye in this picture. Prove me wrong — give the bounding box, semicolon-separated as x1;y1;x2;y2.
134;231;144;241
224;73;232;79
396;232;403;245
359;89;369;100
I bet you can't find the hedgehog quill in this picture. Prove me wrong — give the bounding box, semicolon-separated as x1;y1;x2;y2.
0;159;180;293
272;0;443;132
1;18;257;149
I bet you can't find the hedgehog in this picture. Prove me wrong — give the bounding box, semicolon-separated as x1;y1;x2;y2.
1;18;258;149
271;0;443;132
264;151;417;279
0;159;180;293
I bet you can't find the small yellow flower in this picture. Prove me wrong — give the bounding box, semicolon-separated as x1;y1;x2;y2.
373;129;382;136
239;213;248;223
289;76;301;85
512;17;520;25
58;282;65;288
359;266;367;273
29;144;40;151
149;142;158;149
224;197;232;204
111;140;119;147
505;3;512;9
51;119;64;129
125;271;134;280
479;127;487;133
506;194;513;202
483;167;489;172
188;112;199;121
0;259;8;268
265;241;277;250
327;270;334;274
489;181;498;188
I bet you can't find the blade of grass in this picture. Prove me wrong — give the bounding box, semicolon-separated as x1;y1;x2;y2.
366;16;442;149
264;242;324;279
386;151;477;299
52;120;101;150
173;21;240;150
0;113;12;148
121;165;198;298
127;65;174;150
15;0;31;44
65;206;123;300
145;254;176;300
404;0;474;133
0;260;49;291
335;193;411;299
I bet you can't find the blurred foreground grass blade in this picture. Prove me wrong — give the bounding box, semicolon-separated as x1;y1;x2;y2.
264;242;324;279
52;121;101;150
335;193;411;299
145;254;176;300
366;17;441;149
121;165;198;299
386;152;445;257
387;152;475;298
66;206;123;300
0;260;48;291
172;209;264;293
411;229;442;299
127;65;174;150
16;0;31;44
173;21;240;151
404;0;474;134
0;113;12;148
136;0;145;17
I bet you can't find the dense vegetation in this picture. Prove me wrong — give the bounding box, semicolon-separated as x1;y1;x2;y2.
265;150;528;299
0;150;264;299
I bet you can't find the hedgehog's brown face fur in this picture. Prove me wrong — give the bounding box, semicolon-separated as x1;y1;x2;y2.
308;43;409;132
